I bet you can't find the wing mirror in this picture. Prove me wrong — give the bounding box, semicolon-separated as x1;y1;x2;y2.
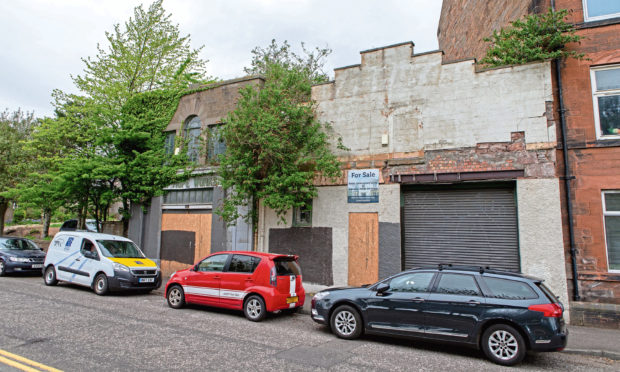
376;282;390;294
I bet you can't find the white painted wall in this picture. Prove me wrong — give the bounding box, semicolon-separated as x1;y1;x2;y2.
313;44;554;155
517;178;570;320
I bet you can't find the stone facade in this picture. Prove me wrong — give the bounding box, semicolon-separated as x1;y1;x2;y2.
437;0;620;327
258;42;569;312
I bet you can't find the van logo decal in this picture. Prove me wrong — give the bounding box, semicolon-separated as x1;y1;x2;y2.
134;260;143;265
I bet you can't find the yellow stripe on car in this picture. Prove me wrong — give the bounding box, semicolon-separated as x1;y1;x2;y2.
107;257;157;268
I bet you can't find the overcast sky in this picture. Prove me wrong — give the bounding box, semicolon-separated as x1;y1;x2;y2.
0;0;442;118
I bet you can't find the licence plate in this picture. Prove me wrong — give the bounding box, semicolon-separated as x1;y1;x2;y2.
31;264;43;269
286;296;298;304
139;277;155;283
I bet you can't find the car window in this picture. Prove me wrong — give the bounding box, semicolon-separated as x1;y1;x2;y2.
389;272;435;293
228;255;261;273
0;238;38;250
483;277;538;300
80;239;99;259
62;220;77;229
197;254;229;272
435;273;481;296
274;259;301;276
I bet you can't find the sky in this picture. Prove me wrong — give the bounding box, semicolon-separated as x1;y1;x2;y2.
0;0;443;118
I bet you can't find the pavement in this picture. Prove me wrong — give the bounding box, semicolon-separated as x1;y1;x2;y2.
156;280;620;361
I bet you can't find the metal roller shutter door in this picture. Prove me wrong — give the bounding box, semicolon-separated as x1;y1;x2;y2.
402;188;520;272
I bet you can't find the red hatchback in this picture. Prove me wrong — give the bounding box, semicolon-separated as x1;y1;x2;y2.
165;251;305;321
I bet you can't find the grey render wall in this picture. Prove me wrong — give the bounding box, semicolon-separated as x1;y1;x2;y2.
127;196;162;260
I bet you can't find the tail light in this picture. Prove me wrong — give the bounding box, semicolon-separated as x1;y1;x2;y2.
269;266;277;287
528;303;563;317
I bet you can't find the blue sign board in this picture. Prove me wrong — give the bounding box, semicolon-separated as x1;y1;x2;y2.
348;169;379;203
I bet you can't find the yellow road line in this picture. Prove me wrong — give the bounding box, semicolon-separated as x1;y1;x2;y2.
0;349;63;372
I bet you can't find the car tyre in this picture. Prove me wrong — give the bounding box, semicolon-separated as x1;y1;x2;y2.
330;305;363;340
481;324;526;366
244;295;267;322
93;273;109;296
166;285;185;309
0;259;6;277
44;266;58;286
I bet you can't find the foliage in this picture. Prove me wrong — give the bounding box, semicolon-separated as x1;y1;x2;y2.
72;0;209;123
244;39;332;85
479;9;585;68
217;62;342;226
0;108;38;234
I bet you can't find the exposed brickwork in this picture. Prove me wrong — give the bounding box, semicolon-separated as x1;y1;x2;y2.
437;0;620;324
570;302;620;327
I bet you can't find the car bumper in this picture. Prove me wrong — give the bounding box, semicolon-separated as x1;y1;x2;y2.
108;270;162;291
530;329;568;352
267;289;306;312
310;297;329;324
3;261;44;273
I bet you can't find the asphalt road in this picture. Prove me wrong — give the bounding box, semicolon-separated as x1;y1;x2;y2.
1;275;618;372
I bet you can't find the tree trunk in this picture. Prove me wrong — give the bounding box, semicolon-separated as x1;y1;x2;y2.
0;200;7;236
41;208;51;238
121;199;130;237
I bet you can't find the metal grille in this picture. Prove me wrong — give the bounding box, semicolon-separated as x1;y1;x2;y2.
131;269;157;276
402;187;520;272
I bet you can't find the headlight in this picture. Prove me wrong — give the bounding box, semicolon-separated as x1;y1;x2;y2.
113;262;130;272
313;291;330;301
9;257;30;263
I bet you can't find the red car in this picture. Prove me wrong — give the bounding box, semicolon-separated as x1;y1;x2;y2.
165;251;305;321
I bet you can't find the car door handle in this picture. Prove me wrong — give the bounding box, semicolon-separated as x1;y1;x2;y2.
467;300;480;305
75;258;81;262
411;297;425;303
245;278;253;282
213;276;221;279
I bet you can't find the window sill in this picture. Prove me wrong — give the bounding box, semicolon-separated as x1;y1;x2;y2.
576;16;620;29
162;204;213;210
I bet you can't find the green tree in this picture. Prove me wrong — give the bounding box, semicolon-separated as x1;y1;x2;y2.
479;9;584;68
217;61;342;229
0;108;37;234
244;39;332;84
72;0;209;124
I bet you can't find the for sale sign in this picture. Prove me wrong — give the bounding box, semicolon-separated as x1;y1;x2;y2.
348;169;379;203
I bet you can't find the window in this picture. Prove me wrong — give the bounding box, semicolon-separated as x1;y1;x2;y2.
163;188;213;205
228;255;261;273
483;277;538;300
293;200;312;227
184;116;202;162
591;65;620;139
164;131;176;155
603;191;620;271
274;259;301;276
197;254;229;272
583;0;620;22
435;273;481;296
388;272;435;293
206;124;226;162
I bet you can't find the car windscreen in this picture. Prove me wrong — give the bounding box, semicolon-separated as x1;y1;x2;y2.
97;240;145;258
86;221;98;232
274;258;301;276
0;238;38;250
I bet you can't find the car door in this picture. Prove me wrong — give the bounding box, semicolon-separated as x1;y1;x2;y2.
55;236;83;282
364;271;436;336
182;254;230;306
219;254;261;309
70;238;100;286
424;273;488;341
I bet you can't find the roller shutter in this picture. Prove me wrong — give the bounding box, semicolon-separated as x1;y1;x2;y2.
402;187;520;272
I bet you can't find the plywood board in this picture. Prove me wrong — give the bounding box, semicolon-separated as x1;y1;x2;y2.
348;212;379;286
161;212;212;266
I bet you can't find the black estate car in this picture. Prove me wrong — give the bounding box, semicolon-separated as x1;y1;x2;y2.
311;265;567;366
0;237;46;276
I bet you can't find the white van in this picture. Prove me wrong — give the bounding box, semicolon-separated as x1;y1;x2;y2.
43;231;161;295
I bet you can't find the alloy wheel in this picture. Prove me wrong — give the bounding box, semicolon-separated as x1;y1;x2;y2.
334;310;357;336
488;329;519;361
168;288;182;306
246;299;262;319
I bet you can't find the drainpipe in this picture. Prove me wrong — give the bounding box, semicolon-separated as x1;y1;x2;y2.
552;0;580;301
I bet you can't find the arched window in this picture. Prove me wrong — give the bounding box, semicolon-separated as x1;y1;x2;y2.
184;115;202;162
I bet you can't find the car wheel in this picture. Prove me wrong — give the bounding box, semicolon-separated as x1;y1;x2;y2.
44;266;58;286
330;305;363;340
93;273;109;296
481;324;526;366
0;259;6;277
244;295;266;322
166;285;185;309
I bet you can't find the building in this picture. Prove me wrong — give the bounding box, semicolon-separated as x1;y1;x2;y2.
438;0;620;327
128;77;263;277
256;42;570;315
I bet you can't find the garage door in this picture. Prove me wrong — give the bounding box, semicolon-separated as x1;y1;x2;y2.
402;187;520;272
